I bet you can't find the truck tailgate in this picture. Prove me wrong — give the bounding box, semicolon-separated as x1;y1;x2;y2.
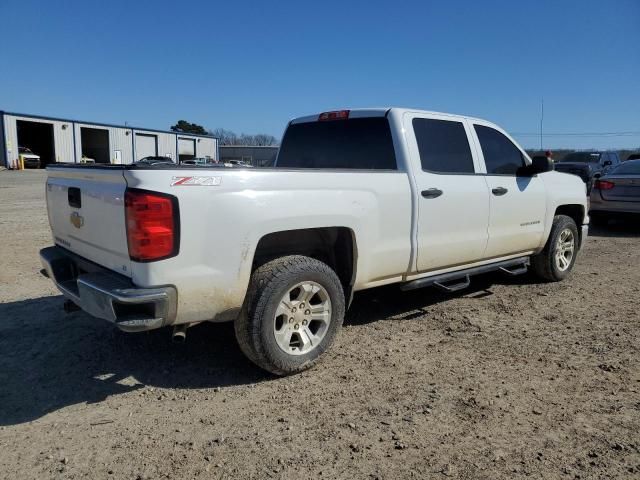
46;167;132;277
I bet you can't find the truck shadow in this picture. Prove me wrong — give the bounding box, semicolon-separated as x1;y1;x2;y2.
345;271;532;326
0;295;266;426
0;270;546;426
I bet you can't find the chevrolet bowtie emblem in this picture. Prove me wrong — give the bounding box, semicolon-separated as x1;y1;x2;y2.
70;211;84;229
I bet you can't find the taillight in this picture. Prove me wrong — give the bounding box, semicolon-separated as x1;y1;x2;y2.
318;110;350;121
594;180;615;190
125;189;179;262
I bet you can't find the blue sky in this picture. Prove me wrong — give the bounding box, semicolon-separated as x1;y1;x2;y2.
1;0;638;149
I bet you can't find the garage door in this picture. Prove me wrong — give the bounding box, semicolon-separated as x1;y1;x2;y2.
135;134;157;160
178;138;196;161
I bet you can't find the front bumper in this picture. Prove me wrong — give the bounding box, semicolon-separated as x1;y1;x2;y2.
40;246;177;332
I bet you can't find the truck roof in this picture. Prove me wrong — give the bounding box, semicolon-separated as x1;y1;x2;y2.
290;107;490;125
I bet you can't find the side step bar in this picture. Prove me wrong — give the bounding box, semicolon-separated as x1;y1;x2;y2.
400;257;530;292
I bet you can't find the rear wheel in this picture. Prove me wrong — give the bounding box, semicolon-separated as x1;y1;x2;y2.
531;215;579;282
235;255;345;375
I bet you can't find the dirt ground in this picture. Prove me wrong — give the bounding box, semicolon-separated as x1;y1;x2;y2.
0;170;638;480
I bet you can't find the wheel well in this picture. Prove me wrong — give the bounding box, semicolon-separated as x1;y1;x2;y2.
252;227;356;302
555;204;585;240
555;204;585;226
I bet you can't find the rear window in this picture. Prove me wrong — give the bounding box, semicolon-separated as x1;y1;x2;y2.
610;160;640;175
276;118;397;170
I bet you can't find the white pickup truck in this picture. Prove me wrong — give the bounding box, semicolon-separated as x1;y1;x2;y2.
40;108;588;375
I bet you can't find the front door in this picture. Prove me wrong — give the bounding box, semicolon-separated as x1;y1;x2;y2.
403;112;490;272
471;123;546;258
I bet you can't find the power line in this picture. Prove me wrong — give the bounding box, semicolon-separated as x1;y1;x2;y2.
512;131;640;137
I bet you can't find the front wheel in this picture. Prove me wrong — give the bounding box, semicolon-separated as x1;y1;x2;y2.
235;255;345;375
531;215;579;282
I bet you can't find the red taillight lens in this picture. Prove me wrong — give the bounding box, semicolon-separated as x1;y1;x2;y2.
318;110;350;121
594;180;615;190
125;189;178;261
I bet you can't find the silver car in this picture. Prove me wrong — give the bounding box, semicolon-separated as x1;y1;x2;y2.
590;159;640;223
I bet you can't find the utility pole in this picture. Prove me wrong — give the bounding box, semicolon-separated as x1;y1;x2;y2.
540;98;544;151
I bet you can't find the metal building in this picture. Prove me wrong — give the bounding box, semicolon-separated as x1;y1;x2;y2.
219;145;279;167
1;111;219;169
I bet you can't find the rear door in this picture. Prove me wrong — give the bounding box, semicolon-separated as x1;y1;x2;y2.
470;123;546;258
403;112;490;272
46;167;132;276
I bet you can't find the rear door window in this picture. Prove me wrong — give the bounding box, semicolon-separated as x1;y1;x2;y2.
276;118;397;170
412;118;475;174
474;125;526;175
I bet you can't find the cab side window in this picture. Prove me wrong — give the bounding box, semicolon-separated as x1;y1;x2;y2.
413;118;475;174
474;125;525;175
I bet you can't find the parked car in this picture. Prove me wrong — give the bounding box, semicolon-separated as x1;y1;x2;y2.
136;156;175;166
225;159;252;167
40;108;588;375
590;159;640;224
554;151;621;193
18;147;41;169
180;157;217;166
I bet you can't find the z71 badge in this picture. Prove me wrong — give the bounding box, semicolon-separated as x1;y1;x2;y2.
171;176;222;187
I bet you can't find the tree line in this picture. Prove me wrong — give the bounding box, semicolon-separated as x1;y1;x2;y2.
170;120;278;146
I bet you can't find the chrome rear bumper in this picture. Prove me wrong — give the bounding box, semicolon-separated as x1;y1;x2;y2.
40;246;177;332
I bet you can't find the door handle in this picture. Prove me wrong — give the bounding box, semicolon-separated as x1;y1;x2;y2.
492;187;508;196
421;188;443;199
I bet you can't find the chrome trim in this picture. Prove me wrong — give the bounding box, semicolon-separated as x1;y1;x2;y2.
580;224;589;250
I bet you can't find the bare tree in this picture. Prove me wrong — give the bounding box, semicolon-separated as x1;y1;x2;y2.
209;128;278;146
252;134;278;146
209;128;237;146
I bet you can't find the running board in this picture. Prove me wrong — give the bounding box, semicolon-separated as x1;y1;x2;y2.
400;257;530;292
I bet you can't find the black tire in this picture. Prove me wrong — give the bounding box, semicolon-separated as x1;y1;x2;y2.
235;255;345;375
531;215;579;282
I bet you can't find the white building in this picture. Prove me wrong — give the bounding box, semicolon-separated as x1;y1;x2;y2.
1;111;218;168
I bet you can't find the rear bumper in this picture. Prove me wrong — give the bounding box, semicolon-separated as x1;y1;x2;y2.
589;196;640;215
40;246;177;332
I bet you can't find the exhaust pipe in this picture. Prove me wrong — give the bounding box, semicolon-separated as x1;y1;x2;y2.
63;299;81;313
172;324;188;344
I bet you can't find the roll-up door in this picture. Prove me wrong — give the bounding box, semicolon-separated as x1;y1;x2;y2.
135;134;157;160
178;137;196;162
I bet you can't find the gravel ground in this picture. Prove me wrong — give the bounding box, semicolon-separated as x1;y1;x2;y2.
0;170;639;479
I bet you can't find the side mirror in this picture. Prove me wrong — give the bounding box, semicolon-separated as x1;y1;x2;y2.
529;156;554;174
603;160;612;167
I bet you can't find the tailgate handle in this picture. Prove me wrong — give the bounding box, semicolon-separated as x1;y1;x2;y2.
68;187;81;208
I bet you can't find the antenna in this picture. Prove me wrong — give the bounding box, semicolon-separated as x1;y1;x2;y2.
540;98;544;150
